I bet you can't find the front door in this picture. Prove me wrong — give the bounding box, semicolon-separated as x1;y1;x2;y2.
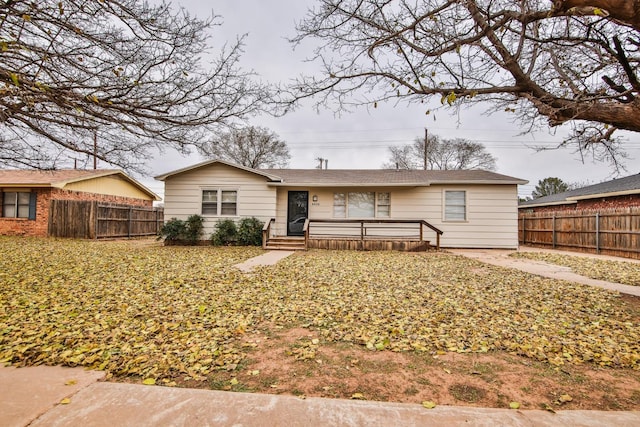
287;191;308;236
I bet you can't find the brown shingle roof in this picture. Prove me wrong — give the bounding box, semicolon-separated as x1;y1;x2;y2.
155;159;527;186
0;169;122;186
0;169;160;200
261;169;527;186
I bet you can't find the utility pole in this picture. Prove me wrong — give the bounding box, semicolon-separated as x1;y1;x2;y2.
93;129;98;169
423;128;428;170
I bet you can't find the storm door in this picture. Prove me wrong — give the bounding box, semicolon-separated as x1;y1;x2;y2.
287;191;308;236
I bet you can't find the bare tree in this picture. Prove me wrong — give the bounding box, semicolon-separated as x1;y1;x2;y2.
383;135;497;171
0;0;275;172
199;126;290;168
292;0;640;167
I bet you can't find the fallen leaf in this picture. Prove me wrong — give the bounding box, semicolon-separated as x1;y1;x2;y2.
60;398;71;405
142;378;156;385
351;393;365;400
558;394;573;403
64;379;77;386
422;401;437;409
509;402;520;409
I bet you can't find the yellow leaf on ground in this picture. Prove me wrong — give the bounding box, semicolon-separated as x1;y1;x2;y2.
509;402;520;409
422;401;436;409
559;394;573;403
64;379;77;386
60;398;71;405
142;378;156;385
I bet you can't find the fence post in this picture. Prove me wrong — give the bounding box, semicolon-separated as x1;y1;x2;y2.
521;216;526;245
595;212;600;254
92;202;98;240
128;206;133;238
552;214;556;249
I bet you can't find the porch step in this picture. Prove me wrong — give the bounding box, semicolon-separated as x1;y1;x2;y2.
264;236;306;251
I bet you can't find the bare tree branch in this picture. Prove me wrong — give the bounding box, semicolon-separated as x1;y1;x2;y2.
291;0;640;165
198;126;290;169
0;0;276;172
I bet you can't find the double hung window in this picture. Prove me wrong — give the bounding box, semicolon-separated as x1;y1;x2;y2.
202;189;237;216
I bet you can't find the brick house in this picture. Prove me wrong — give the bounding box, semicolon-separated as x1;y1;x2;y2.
0;169;160;237
519;173;640;213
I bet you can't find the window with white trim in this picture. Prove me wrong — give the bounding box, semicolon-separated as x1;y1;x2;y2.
444;190;466;221
333;192;390;218
202;189;237;216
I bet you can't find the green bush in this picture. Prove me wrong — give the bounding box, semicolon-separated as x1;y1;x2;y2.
158;218;187;242
184;214;205;244
211;219;237;246
158;214;204;245
237;217;264;246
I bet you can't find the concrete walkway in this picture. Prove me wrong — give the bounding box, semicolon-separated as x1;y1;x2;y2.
448;247;640;297
234;250;295;273
2;365;639;427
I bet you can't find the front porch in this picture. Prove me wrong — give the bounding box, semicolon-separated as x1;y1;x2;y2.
262;219;443;252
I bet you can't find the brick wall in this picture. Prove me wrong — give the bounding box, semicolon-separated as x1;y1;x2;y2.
0;188;153;237
519;193;640;214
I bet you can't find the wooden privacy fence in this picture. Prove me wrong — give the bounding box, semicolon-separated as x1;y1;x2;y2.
49;200;164;239
519;207;640;259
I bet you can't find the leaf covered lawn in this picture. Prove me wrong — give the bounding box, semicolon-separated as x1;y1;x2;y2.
0;238;638;387
510;251;640;286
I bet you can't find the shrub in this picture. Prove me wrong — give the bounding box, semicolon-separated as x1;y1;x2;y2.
237;217;264;246
158;214;204;245
184;214;205;244
211;219;237;246
158;218;187;242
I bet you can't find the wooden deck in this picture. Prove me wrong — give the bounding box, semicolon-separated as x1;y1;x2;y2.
263;219;443;252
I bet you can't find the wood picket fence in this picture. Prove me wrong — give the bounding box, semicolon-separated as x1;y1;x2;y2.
48;200;163;239
518;207;640;259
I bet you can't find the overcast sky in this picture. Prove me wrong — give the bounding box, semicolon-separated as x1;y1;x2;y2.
139;1;640;200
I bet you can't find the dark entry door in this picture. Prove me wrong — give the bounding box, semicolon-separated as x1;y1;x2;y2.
287;191;308;236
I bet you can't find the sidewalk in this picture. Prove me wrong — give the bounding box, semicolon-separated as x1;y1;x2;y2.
447;247;640;297
2;364;639;427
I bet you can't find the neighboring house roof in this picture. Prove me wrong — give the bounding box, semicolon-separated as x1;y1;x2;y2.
155;160;527;187
519;173;640;208
0;169;161;201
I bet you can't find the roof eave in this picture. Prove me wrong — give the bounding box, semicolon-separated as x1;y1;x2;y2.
268;179;526;187
267;182;428;187
518;200;577;209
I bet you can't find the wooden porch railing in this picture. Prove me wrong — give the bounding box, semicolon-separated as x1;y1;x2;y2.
262;218;275;249
307;219;443;250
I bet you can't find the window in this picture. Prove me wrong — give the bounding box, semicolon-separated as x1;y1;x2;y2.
377;192;391;218
348;192;375;217
2;191;35;219
333;192;390;218
202;189;237;216
333;193;346;218
444;190;466;221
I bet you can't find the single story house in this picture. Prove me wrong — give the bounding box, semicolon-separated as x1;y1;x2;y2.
156;160;527;250
0;169;160;237
519;173;640;213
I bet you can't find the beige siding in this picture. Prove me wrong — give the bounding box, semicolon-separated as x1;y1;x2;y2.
276;184;519;249
162;163;277;236
64;175;153;200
